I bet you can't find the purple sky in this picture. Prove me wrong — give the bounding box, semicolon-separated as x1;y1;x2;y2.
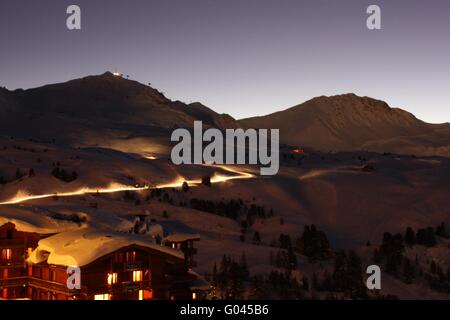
1;0;449;123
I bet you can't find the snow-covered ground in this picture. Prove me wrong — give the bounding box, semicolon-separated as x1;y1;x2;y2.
1;136;449;299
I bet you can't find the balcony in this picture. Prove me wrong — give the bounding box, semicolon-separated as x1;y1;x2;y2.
87;279;154;295
112;261;145;271
0;276;28;288
28;277;84;295
0;261;27;268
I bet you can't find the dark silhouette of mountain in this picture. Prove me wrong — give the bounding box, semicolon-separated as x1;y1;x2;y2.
240;94;450;157
1;75;448;157
8;72;237;128
0;72;239;146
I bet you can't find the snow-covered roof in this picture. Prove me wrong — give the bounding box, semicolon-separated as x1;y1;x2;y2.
164;233;200;242
28;228;184;267
156;220;200;242
188;270;210;291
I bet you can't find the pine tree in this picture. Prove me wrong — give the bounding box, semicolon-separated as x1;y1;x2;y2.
436;222;446;238
405;227;416;247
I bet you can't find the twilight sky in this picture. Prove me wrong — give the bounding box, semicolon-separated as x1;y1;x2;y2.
0;0;449;123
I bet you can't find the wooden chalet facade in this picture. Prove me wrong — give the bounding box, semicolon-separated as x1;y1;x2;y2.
163;234;200;269
0;223;206;300
0;222;40;299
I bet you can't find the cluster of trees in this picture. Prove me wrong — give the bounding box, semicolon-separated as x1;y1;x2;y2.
209;254;306;300
190;198;243;220
189;198;273;224
51;167;78;183
249;271;305;300
405;226;438;247
374;225;450;292
269;225;331;272
210;255;250;299
314;250;367;299
426;260;450;293
270;234;298;272
0;168;35;184
376;224;446;277
374;232;404;276
436;222;448;238
296;225;332;261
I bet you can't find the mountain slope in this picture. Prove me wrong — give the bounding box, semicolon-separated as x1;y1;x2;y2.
240;94;450;157
0;72;239;147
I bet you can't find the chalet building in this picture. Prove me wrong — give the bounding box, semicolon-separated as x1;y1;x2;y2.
0;222;40;299
0;223;208;300
163;234;200;268
131;216;201;269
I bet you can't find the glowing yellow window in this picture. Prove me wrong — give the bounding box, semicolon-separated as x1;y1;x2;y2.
107;272;118;285
1;249;12;260
192;292;197;300
132;270;143;282
94;293;112;300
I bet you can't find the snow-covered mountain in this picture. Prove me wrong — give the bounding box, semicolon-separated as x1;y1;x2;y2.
241;94;450;157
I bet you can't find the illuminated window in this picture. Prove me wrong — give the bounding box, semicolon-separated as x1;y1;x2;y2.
139;290;153;300
3;268;8;279
107;272;118;285
132;270;143;282
171;243;176;249
1;249;12;260
192;292;197;300
94;293;112;300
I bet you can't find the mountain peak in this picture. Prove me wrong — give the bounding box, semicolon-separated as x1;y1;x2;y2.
308;93;391;109
240;93;449;155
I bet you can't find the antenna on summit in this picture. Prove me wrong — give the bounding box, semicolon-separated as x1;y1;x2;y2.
112;68;123;77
